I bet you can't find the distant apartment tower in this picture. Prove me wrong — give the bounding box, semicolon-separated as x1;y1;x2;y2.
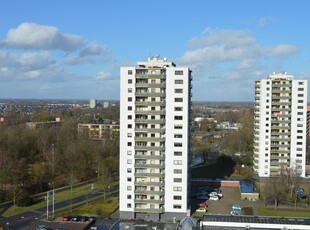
89;99;97;108
253;72;307;178
119;57;192;220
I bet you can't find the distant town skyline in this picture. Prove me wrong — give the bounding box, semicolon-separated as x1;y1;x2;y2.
1;0;310;101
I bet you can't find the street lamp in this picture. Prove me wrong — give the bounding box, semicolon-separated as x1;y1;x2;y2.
6;222;9;230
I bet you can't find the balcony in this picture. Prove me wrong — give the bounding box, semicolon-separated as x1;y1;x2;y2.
135;83;166;88
134;137;165;142
135;110;166;115
134;163;165;169
135;154;165;160
134;181;164;186
135;101;165;106
134;207;165;213
134;199;165;204
135;119;165;124
135;92;166;97
134;172;165;177
135;73;166;79
134;190;165;195
135;128;165;133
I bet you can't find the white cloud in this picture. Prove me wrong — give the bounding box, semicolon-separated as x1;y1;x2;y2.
95;71;112;80
1;22;84;51
180;28;299;65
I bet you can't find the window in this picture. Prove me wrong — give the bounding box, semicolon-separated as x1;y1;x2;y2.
175;116;183;120
173;187;182;191
298;88;304;91
173;196;182;200
127;177;132;182
127;168;132;173
173;204;182;209
175;70;183;75
128;79;132;84
175;80;183;84
128;70;133;75
127;195;131;199
298;100;303;103
127;142;132;146
128;124;132;129
127;133;132;137
297;154;302;157
175;107;183;111
298;112;303;115
297;136;302;139
298;82;304;85
128;115;132;119
298;94;304;97
174;178;182;183
127;150;132;155
127;159;132;164
175;98;183;102
298;106;303;109
128;106;132;111
174;134;182;138
174;124;183;129
174;169;182;174
128;88;132;93
297;130;303;133
297;124;303;127
174;151;182;156
174;143;182;147
174;160;182;165
127;186;132;191
175;89;183;93
297;148;303;151
128;97;132;102
127;203;131;208
297;142;303;145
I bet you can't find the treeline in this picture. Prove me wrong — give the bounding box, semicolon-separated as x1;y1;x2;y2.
0;109;119;206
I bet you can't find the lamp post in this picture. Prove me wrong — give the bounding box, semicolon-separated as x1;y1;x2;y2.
6;222;9;230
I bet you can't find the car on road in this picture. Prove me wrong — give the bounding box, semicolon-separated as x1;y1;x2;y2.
196;207;207;213
209;196;219;201
54;228;65;230
232;204;242;211
209;192;223;198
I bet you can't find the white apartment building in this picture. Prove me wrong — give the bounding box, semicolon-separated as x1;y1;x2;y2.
253;72;307;178
119;57;192;220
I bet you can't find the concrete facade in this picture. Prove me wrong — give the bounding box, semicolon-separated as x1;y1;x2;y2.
119;57;192;221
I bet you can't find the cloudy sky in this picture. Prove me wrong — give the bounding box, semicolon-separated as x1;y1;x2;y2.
1;0;310;101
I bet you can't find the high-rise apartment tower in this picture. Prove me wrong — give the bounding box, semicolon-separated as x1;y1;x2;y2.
253;72;307;178
119;57;192;220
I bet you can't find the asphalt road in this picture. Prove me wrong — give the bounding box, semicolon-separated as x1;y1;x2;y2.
0;184;119;230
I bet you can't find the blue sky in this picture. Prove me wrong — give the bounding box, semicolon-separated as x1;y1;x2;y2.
1;0;310;101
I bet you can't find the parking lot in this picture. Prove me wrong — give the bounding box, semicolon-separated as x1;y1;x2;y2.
191;186;260;216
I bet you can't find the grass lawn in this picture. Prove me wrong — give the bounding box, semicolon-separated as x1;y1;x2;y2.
61;197;119;218
257;207;310;218
3;181;118;217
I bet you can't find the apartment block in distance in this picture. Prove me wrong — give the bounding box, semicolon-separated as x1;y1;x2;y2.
119;57;192;220
253;72;307;178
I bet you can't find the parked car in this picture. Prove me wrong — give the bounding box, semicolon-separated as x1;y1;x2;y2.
81;216;90;222
199;202;208;207
36;226;52;230
63;215;72;221
71;215;82;221
196;207;207;213
197;195;209;200
230;211;240;216
232;204;242;211
209;196;219;201
54;228;65;230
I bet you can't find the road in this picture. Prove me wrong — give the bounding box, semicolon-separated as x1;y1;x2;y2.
0;184;119;229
